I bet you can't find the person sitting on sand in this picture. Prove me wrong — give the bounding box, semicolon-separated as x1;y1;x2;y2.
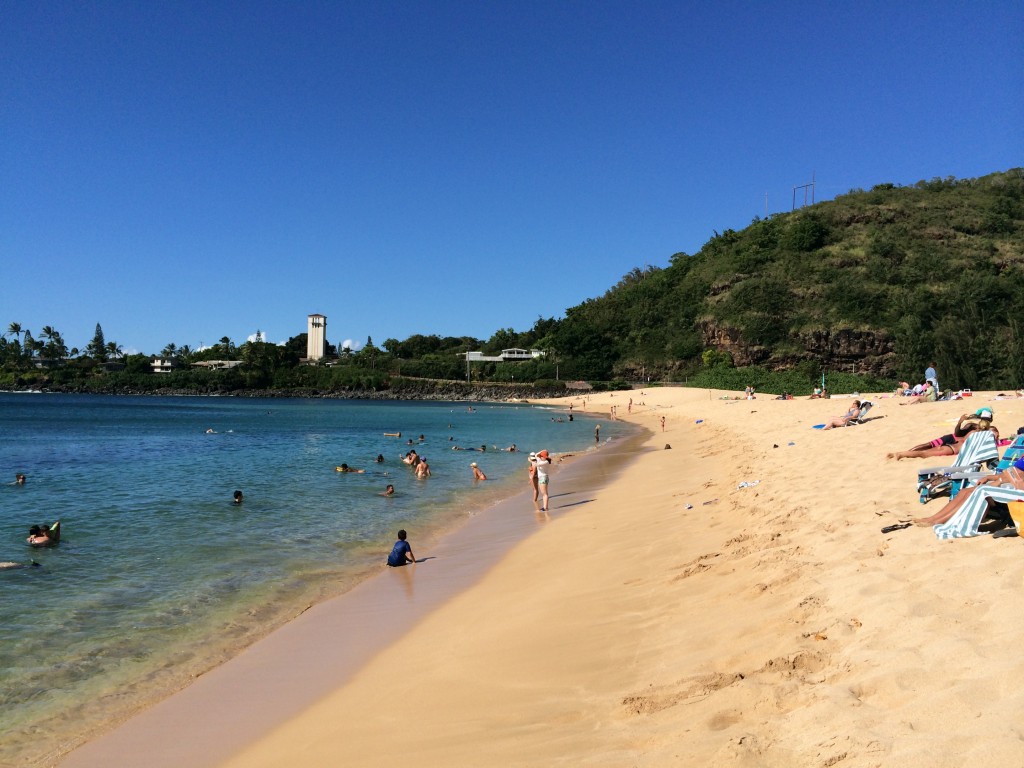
822;400;862;430
887;411;992;460
381;484;395;497
915;459;1024;527
386;529;416;567
470;462;487;481
900;381;936;405
336;464;365;473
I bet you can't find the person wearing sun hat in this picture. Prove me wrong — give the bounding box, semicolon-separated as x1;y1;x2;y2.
534;450;552;511
470;462;487;481
526;452;539;505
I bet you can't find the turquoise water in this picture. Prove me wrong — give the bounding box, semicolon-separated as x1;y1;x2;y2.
0;393;618;766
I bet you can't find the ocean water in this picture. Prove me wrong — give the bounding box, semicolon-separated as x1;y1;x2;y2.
0;393;620;766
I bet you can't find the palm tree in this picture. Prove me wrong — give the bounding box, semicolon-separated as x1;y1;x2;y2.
5;322;24;361
218;336;233;357
161;343;178;359
105;341;123;360
178;345;194;363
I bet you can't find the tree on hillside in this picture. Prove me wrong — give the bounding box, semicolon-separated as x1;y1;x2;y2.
87;323;107;361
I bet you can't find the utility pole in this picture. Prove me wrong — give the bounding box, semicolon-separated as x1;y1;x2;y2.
792;171;817;211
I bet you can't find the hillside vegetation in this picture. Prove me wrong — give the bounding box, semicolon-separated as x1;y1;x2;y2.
544;168;1024;390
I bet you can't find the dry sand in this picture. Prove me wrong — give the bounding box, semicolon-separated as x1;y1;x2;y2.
61;388;1024;767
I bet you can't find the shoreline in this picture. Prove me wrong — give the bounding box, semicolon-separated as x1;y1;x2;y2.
58;419;647;767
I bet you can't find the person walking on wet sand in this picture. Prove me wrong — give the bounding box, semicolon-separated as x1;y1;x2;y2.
660;416;666;432
386;529;416;566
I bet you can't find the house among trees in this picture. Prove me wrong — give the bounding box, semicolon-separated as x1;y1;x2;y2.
464;348;545;362
150;358;178;374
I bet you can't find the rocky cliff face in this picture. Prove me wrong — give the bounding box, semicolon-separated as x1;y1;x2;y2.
697;320;896;376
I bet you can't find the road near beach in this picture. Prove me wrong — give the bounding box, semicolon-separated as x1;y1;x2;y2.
63;387;1024;767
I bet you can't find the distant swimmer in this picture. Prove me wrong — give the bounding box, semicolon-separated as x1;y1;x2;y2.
11;474;26;485
381;484;396;497
205;428;216;434
386;529;416;567
233;490;244;505
336;464;366;473
470;462;487;481
375;454;385;463
0;561;40;570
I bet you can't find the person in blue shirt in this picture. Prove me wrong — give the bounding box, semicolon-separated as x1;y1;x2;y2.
925;363;939;395
386;529;416;567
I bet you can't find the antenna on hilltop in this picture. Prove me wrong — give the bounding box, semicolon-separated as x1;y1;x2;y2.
792;170;816;211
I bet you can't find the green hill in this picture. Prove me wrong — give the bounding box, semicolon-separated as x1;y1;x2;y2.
546;168;1024;390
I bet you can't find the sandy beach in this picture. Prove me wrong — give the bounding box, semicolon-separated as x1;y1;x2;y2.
60;387;1024;767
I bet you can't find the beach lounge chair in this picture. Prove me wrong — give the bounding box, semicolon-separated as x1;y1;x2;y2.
996;434;1024;470
916;429;999;504
933;486;1024;539
845;400;873;425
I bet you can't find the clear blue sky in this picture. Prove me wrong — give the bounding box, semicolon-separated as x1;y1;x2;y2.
2;1;1021;355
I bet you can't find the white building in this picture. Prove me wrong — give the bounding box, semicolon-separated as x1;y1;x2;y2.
307;314;327;361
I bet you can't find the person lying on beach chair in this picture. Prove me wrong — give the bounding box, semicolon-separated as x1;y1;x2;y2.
915;427;1000;504
914;460;1024;527
887;411;992;460
822;400;862;429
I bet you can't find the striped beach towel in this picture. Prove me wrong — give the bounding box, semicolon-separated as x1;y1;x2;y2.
933;485;1024;539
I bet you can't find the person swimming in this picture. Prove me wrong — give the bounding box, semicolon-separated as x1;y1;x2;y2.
336;464;365;473
381;484;396;497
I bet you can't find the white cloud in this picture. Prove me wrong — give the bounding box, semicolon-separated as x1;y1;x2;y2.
341;338;363;351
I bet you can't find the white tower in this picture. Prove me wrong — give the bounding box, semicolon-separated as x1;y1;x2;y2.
307;314;327;361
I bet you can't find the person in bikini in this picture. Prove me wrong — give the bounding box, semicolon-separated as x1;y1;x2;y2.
822;400;862;429
887;410;992;460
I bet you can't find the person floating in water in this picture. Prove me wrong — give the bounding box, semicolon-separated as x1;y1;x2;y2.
13;474;26;485
381;484;396;497
375;454;385;463
386;529;416;566
336;464;366;473
233;490;244;505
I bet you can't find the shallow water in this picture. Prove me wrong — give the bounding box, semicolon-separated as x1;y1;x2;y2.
0;393;618;766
